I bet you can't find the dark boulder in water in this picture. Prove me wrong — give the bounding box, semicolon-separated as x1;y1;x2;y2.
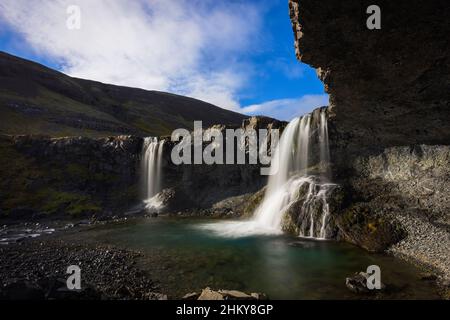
345;272;386;294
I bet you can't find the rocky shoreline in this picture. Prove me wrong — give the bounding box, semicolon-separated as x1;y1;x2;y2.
387;213;450;299
0;237;166;300
0;222;270;300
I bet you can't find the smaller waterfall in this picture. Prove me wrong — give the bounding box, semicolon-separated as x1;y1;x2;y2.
142;137;165;210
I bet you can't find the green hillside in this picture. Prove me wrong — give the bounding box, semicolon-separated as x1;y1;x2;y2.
0;52;246;137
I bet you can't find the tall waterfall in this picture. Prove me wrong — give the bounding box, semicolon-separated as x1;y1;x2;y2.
319;109;330;178
252;108;334;238
199;107;335;239
142;137;165;210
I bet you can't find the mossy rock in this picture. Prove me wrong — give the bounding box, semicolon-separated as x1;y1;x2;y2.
241;187;266;218
336;203;406;252
40;189;102;217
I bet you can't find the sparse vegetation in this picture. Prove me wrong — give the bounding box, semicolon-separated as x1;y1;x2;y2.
0;52;246;138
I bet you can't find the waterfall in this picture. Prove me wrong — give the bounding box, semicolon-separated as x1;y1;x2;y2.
294;176;336;239
199;107;335;239
297;114;311;173
253;115;312;230
142;137;165;210
319;109;330;178
252;108;334;238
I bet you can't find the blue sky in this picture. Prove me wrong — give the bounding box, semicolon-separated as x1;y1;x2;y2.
0;0;327;121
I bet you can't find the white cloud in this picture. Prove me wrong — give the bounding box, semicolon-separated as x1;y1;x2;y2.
241;94;329;121
0;0;261;110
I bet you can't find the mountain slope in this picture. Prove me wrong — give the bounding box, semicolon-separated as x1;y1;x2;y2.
0;52;246;137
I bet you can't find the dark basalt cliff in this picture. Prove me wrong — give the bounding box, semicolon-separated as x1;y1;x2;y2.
289;0;450;156
159;116;287;212
0;116;285;220
289;0;450;277
0;135;142;219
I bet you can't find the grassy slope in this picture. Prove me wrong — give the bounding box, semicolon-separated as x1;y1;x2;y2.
0;51;247;138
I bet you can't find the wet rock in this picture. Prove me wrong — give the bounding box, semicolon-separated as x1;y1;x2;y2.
280;177;344;239
218;290;258;300
250;292;267;300
151;293;168;300
194;188;266;218
198;288;224;300
182;292;201;300
345;272;385;294
152;188;195;213
196;287;265;300
336;204;406;252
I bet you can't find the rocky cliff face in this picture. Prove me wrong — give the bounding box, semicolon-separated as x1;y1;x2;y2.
0;116;285;220
335;145;450;278
157;116;287;212
0;135;142;220
289;0;450;277
289;0;450;157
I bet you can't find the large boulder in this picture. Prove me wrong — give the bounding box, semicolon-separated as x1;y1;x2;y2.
345;272;385;294
188;287;266;300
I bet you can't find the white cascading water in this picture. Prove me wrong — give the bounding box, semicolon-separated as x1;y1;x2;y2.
252;115;311;230
319;109;330;178
199;108;335;239
142;137;165;210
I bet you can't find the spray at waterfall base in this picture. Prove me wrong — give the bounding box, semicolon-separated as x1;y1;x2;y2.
142;108;338;240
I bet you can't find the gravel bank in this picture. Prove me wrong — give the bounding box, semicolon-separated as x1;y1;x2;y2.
0;239;166;300
387;212;450;297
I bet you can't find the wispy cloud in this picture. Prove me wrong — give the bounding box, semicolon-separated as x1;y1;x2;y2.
241;94;329;121
0;0;329;119
0;0;261;110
